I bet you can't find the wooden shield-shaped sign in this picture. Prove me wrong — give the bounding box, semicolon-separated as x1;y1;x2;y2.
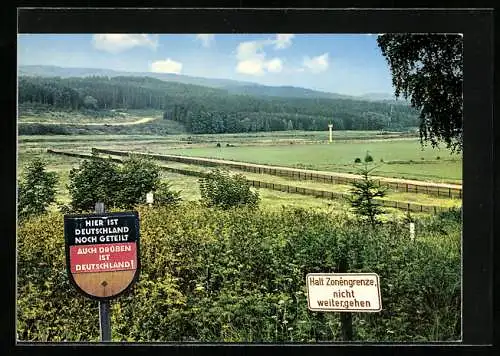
64;211;140;300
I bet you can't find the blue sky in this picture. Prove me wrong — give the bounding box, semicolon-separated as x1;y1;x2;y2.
17;33;395;96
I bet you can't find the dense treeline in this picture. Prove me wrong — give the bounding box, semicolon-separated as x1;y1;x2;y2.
18;76;420;134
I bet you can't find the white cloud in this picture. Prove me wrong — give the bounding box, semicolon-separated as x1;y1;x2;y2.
235;39;284;76
303;53;329;73
265;58;283;73
150;59;183;74
236;59;265;76
196;34;215;47
92;34;158;53
274;34;295;49
236;40;265;61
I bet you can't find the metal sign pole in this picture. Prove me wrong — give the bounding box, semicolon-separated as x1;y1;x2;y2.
95;202;111;342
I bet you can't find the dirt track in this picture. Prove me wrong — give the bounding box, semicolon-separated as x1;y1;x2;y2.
19;117;158;126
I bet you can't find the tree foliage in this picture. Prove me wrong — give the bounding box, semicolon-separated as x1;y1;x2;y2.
377;34;463;152
199;169;260;210
152;181;182;207
18;75;421;134
67;155;179;211
17;158;58;219
348;165;387;227
115;156;160;209
68;155;120;211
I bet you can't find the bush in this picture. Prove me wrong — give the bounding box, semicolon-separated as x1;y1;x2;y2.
67;155;178;211
115;156;160;209
153;181;182;207
354;158;362;163
436;206;462;223
18;158;58;219
67;154;121;211
364;152;374;163
199;169;259;210
18;123;70;135
17;205;461;342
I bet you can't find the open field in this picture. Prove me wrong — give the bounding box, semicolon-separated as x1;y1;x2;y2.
19;132;461;183
18;130;462;216
43;149;461;216
18;149;364;216
156;139;461;184
155;170;432;221
18;130;413;145
89;155;460;209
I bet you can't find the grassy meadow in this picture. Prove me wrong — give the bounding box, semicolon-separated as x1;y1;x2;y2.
19;132;462;183
17;130;462;217
158;139;462;184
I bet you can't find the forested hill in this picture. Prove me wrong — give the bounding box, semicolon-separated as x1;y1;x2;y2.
18;75;420;134
18;65;388;101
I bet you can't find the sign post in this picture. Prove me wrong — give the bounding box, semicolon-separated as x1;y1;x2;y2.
95;202;111;342
306;272;382;341
64;204;140;342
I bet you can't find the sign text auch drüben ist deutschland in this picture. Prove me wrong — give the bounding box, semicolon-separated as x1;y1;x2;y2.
306;273;382;312
64;211;140;300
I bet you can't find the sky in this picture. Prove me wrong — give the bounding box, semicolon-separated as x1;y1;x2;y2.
17;33;395;96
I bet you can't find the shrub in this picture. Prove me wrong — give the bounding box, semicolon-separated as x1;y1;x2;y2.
436;206;462;223
17;158;58;219
199;169;259;210
354;158;362;163
153;181;182;207
17;205;461;342
364;152;374;163
67;155;177;211
115;156;161;209
18;123;70;135
436;156;441;160
67;154;121;211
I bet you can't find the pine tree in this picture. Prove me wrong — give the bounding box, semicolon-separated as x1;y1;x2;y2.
18;158;58;219
348;165;387;227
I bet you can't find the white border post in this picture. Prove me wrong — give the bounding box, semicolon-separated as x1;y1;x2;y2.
328;124;333;143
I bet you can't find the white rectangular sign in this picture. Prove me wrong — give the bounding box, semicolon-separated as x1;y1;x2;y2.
306;273;382;312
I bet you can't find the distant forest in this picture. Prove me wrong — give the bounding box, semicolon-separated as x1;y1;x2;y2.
18;76;420;134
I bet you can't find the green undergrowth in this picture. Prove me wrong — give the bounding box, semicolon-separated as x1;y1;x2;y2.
17;203;461;342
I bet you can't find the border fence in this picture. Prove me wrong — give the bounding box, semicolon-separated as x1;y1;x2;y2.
48;149;455;214
91;148;462;199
